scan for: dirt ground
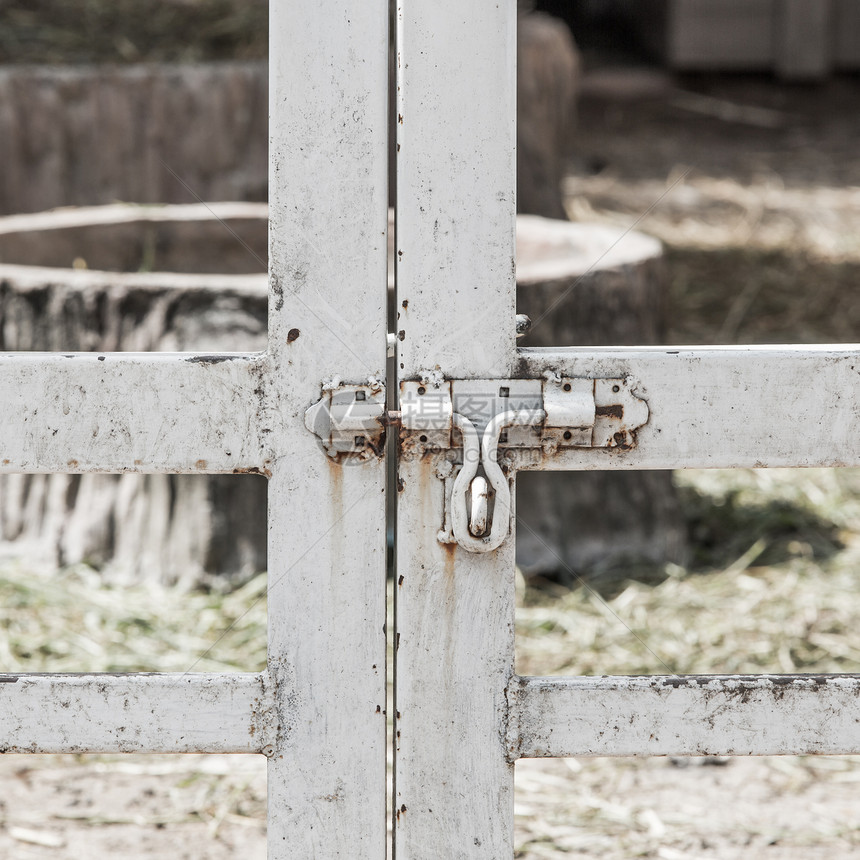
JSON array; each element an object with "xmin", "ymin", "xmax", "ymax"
[
  {"xmin": 2, "ymin": 72, "xmax": 860, "ymax": 858},
  {"xmin": 3, "ymin": 752, "xmax": 859, "ymax": 860}
]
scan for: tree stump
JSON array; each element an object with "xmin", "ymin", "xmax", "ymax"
[
  {"xmin": 0, "ymin": 205, "xmax": 686, "ymax": 588},
  {"xmin": 0, "ymin": 204, "xmax": 268, "ymax": 588},
  {"xmin": 515, "ymin": 216, "xmax": 689, "ymax": 584},
  {"xmin": 517, "ymin": 10, "xmax": 581, "ymax": 219}
]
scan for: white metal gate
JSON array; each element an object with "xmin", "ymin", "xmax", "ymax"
[{"xmin": 2, "ymin": 1, "xmax": 860, "ymax": 858}]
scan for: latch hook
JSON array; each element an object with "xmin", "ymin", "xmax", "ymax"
[{"xmin": 451, "ymin": 407, "xmax": 545, "ymax": 553}]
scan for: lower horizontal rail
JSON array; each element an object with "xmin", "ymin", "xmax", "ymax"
[
  {"xmin": 509, "ymin": 674, "xmax": 860, "ymax": 758},
  {"xmin": 0, "ymin": 673, "xmax": 273, "ymax": 754}
]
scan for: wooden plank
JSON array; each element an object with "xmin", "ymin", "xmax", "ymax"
[
  {"xmin": 518, "ymin": 346, "xmax": 860, "ymax": 471},
  {"xmin": 0, "ymin": 673, "xmax": 270, "ymax": 754},
  {"xmin": 0, "ymin": 353, "xmax": 270, "ymax": 473},
  {"xmin": 775, "ymin": 0, "xmax": 833, "ymax": 80},
  {"xmin": 394, "ymin": 1, "xmax": 517, "ymax": 855},
  {"xmin": 267, "ymin": 0, "xmax": 389, "ymax": 857},
  {"xmin": 510, "ymin": 675, "xmax": 860, "ymax": 758}
]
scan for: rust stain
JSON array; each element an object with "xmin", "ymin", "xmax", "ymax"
[
  {"xmin": 401, "ymin": 299, "xmax": 408, "ymax": 309},
  {"xmin": 596, "ymin": 404, "xmax": 624, "ymax": 420},
  {"xmin": 287, "ymin": 328, "xmax": 300, "ymax": 343},
  {"xmin": 232, "ymin": 465, "xmax": 273, "ymax": 479},
  {"xmin": 661, "ymin": 674, "xmax": 839, "ymax": 690},
  {"xmin": 195, "ymin": 459, "xmax": 207, "ymax": 469},
  {"xmin": 327, "ymin": 454, "xmax": 344, "ymax": 514},
  {"xmin": 612, "ymin": 432, "xmax": 634, "ymax": 450},
  {"xmin": 442, "ymin": 540, "xmax": 456, "ymax": 580},
  {"xmin": 67, "ymin": 459, "xmax": 78, "ymax": 468},
  {"xmin": 2, "ymin": 459, "xmax": 9, "ymax": 465}
]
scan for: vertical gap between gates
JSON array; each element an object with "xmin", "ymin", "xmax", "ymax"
[{"xmin": 387, "ymin": 1, "xmax": 399, "ymax": 854}]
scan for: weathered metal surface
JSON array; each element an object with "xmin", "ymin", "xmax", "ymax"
[
  {"xmin": 304, "ymin": 381, "xmax": 387, "ymax": 459},
  {"xmin": 400, "ymin": 376, "xmax": 648, "ymax": 453},
  {"xmin": 519, "ymin": 346, "xmax": 860, "ymax": 469},
  {"xmin": 509, "ymin": 675, "xmax": 860, "ymax": 758},
  {"xmin": 395, "ymin": 3, "xmax": 516, "ymax": 381},
  {"xmin": 400, "ymin": 374, "xmax": 648, "ymax": 553},
  {"xmin": 267, "ymin": 0, "xmax": 389, "ymax": 856},
  {"xmin": 0, "ymin": 673, "xmax": 272, "ymax": 754},
  {"xmin": 394, "ymin": 0, "xmax": 517, "ymax": 854},
  {"xmin": 0, "ymin": 353, "xmax": 271, "ymax": 474}
]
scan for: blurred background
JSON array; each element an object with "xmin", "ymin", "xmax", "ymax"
[{"xmin": 1, "ymin": 1, "xmax": 860, "ymax": 857}]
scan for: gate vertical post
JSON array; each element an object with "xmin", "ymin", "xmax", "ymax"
[
  {"xmin": 267, "ymin": 1, "xmax": 389, "ymax": 856},
  {"xmin": 394, "ymin": 1, "xmax": 518, "ymax": 855}
]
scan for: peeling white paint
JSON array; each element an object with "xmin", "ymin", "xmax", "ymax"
[
  {"xmin": 0, "ymin": 673, "xmax": 272, "ymax": 754},
  {"xmin": 509, "ymin": 675, "xmax": 860, "ymax": 758},
  {"xmin": 393, "ymin": 1, "xmax": 518, "ymax": 856}
]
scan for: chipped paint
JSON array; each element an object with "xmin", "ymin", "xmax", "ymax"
[
  {"xmin": 0, "ymin": 673, "xmax": 274, "ymax": 754},
  {"xmin": 508, "ymin": 675, "xmax": 860, "ymax": 759}
]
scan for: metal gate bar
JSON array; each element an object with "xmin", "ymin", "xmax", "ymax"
[
  {"xmin": 0, "ymin": 673, "xmax": 269, "ymax": 754},
  {"xmin": 0, "ymin": 353, "xmax": 269, "ymax": 473},
  {"xmin": 510, "ymin": 675, "xmax": 860, "ymax": 758},
  {"xmin": 393, "ymin": 1, "xmax": 518, "ymax": 856},
  {"xmin": 521, "ymin": 346, "xmax": 860, "ymax": 470}
]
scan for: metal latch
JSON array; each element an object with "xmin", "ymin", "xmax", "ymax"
[
  {"xmin": 305, "ymin": 381, "xmax": 386, "ymax": 459},
  {"xmin": 400, "ymin": 374, "xmax": 648, "ymax": 553}
]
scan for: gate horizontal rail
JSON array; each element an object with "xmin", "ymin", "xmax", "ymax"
[
  {"xmin": 0, "ymin": 672, "xmax": 273, "ymax": 754},
  {"xmin": 4, "ymin": 345, "xmax": 859, "ymax": 474},
  {"xmin": 509, "ymin": 674, "xmax": 860, "ymax": 758},
  {"xmin": 0, "ymin": 352, "xmax": 271, "ymax": 472},
  {"xmin": 520, "ymin": 345, "xmax": 860, "ymax": 469}
]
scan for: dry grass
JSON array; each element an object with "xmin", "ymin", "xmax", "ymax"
[
  {"xmin": 0, "ymin": 563, "xmax": 266, "ymax": 673},
  {"xmin": 519, "ymin": 467, "xmax": 860, "ymax": 677}
]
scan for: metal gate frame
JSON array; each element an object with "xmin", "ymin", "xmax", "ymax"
[{"xmin": 1, "ymin": 2, "xmax": 860, "ymax": 858}]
